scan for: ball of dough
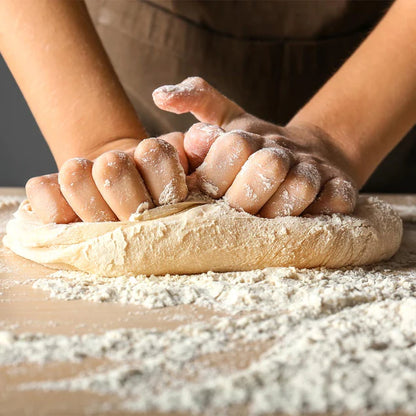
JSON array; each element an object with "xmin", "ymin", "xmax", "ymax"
[{"xmin": 3, "ymin": 196, "xmax": 402, "ymax": 277}]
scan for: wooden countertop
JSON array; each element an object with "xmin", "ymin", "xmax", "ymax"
[{"xmin": 1, "ymin": 189, "xmax": 415, "ymax": 416}]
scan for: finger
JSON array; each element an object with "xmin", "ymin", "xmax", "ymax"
[
  {"xmin": 134, "ymin": 138, "xmax": 188, "ymax": 205},
  {"xmin": 195, "ymin": 131, "xmax": 259, "ymax": 198},
  {"xmin": 224, "ymin": 147, "xmax": 292, "ymax": 214},
  {"xmin": 157, "ymin": 132, "xmax": 189, "ymax": 174},
  {"xmin": 259, "ymin": 163, "xmax": 321, "ymax": 218},
  {"xmin": 184, "ymin": 122, "xmax": 225, "ymax": 170},
  {"xmin": 152, "ymin": 77, "xmax": 245, "ymax": 128},
  {"xmin": 306, "ymin": 177, "xmax": 357, "ymax": 215},
  {"xmin": 59, "ymin": 158, "xmax": 118, "ymax": 222},
  {"xmin": 92, "ymin": 151, "xmax": 154, "ymax": 221},
  {"xmin": 25, "ymin": 173, "xmax": 79, "ymax": 224}
]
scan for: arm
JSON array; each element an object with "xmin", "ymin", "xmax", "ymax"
[
  {"xmin": 289, "ymin": 0, "xmax": 416, "ymax": 188},
  {"xmin": 152, "ymin": 0, "xmax": 416, "ymax": 217},
  {"xmin": 0, "ymin": 0, "xmax": 188, "ymax": 224},
  {"xmin": 0, "ymin": 0, "xmax": 146, "ymax": 167}
]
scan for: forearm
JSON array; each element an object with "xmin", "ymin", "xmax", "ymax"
[
  {"xmin": 289, "ymin": 0, "xmax": 416, "ymax": 187},
  {"xmin": 0, "ymin": 0, "xmax": 146, "ymax": 167}
]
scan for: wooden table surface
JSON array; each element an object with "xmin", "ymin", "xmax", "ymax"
[{"xmin": 0, "ymin": 188, "xmax": 415, "ymax": 416}]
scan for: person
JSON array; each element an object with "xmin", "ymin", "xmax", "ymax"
[{"xmin": 1, "ymin": 0, "xmax": 415, "ymax": 224}]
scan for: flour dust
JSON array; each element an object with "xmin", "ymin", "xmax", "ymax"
[{"xmin": 1, "ymin": 197, "xmax": 416, "ymax": 414}]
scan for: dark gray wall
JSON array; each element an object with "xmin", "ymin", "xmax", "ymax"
[
  {"xmin": 0, "ymin": 55, "xmax": 56, "ymax": 187},
  {"xmin": 1, "ymin": 54, "xmax": 415, "ymax": 192}
]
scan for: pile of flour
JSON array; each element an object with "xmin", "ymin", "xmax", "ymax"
[{"xmin": 1, "ymin": 197, "xmax": 416, "ymax": 414}]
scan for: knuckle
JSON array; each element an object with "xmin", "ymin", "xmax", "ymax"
[
  {"xmin": 187, "ymin": 122, "xmax": 206, "ymax": 134},
  {"xmin": 95, "ymin": 151, "xmax": 132, "ymax": 171},
  {"xmin": 25, "ymin": 176, "xmax": 44, "ymax": 191},
  {"xmin": 226, "ymin": 129, "xmax": 255, "ymax": 140},
  {"xmin": 99, "ymin": 150, "xmax": 129, "ymax": 164},
  {"xmin": 216, "ymin": 131, "xmax": 254, "ymax": 154},
  {"xmin": 292, "ymin": 162, "xmax": 321, "ymax": 190},
  {"xmin": 26, "ymin": 175, "xmax": 59, "ymax": 196},
  {"xmin": 135, "ymin": 138, "xmax": 176, "ymax": 162},
  {"xmin": 326, "ymin": 178, "xmax": 357, "ymax": 214},
  {"xmin": 60, "ymin": 158, "xmax": 91, "ymax": 174},
  {"xmin": 93, "ymin": 151, "xmax": 133, "ymax": 183},
  {"xmin": 262, "ymin": 147, "xmax": 291, "ymax": 163},
  {"xmin": 188, "ymin": 122, "xmax": 223, "ymax": 136},
  {"xmin": 59, "ymin": 158, "xmax": 91, "ymax": 187},
  {"xmin": 184, "ymin": 76, "xmax": 207, "ymax": 90},
  {"xmin": 253, "ymin": 147, "xmax": 292, "ymax": 175},
  {"xmin": 25, "ymin": 175, "xmax": 77, "ymax": 224}
]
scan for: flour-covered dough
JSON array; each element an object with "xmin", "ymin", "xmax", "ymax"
[{"xmin": 3, "ymin": 196, "xmax": 402, "ymax": 277}]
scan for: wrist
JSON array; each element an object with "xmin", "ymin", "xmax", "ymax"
[
  {"xmin": 287, "ymin": 116, "xmax": 370, "ymax": 188},
  {"xmin": 286, "ymin": 118, "xmax": 369, "ymax": 188}
]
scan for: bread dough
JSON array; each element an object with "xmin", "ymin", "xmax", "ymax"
[{"xmin": 3, "ymin": 196, "xmax": 402, "ymax": 277}]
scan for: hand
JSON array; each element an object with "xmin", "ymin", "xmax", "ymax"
[
  {"xmin": 153, "ymin": 77, "xmax": 357, "ymax": 217},
  {"xmin": 26, "ymin": 135, "xmax": 189, "ymax": 224}
]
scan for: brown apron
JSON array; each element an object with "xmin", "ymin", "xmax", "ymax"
[{"xmin": 85, "ymin": 0, "xmax": 416, "ymax": 192}]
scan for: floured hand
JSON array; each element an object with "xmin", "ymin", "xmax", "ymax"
[
  {"xmin": 25, "ymin": 135, "xmax": 188, "ymax": 224},
  {"xmin": 153, "ymin": 77, "xmax": 358, "ymax": 217}
]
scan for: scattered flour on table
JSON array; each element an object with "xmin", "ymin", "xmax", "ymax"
[
  {"xmin": 1, "ymin": 195, "xmax": 416, "ymax": 414},
  {"xmin": 391, "ymin": 203, "xmax": 416, "ymax": 222}
]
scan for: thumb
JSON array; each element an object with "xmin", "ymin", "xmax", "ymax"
[{"xmin": 152, "ymin": 77, "xmax": 245, "ymax": 128}]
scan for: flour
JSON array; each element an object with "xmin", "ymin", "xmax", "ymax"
[
  {"xmin": 390, "ymin": 202, "xmax": 416, "ymax": 222},
  {"xmin": 128, "ymin": 201, "xmax": 151, "ymax": 221},
  {"xmin": 0, "ymin": 198, "xmax": 22, "ymax": 233},
  {"xmin": 33, "ymin": 267, "xmax": 299, "ymax": 311},
  {"xmin": 258, "ymin": 172, "xmax": 275, "ymax": 191},
  {"xmin": 243, "ymin": 184, "xmax": 258, "ymax": 201},
  {"xmin": 198, "ymin": 173, "xmax": 220, "ymax": 197},
  {"xmin": 152, "ymin": 77, "xmax": 204, "ymax": 104},
  {"xmin": 11, "ymin": 269, "xmax": 416, "ymax": 414},
  {"xmin": 1, "ymin": 195, "xmax": 416, "ymax": 414},
  {"xmin": 12, "ymin": 227, "xmax": 416, "ymax": 414},
  {"xmin": 158, "ymin": 177, "xmax": 187, "ymax": 205}
]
